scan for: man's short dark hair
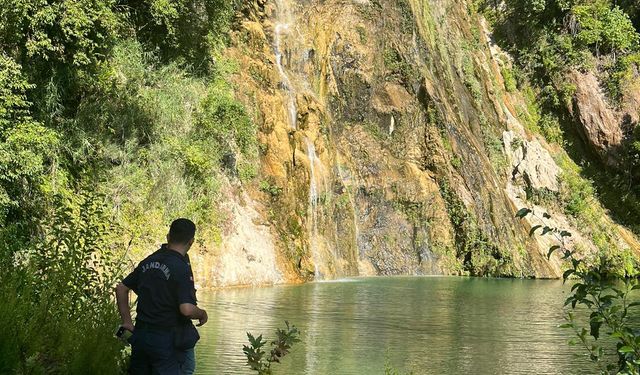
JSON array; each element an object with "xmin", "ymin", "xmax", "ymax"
[{"xmin": 169, "ymin": 218, "xmax": 196, "ymax": 245}]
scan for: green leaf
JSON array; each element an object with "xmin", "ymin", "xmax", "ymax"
[
  {"xmin": 529, "ymin": 225, "xmax": 542, "ymax": 236},
  {"xmin": 563, "ymin": 269, "xmax": 575, "ymax": 280},
  {"xmin": 571, "ymin": 258, "xmax": 581, "ymax": 269},
  {"xmin": 590, "ymin": 321, "xmax": 602, "ymax": 340},
  {"xmin": 547, "ymin": 245, "xmax": 560, "ymax": 259},
  {"xmin": 516, "ymin": 208, "xmax": 532, "ymax": 218},
  {"xmin": 571, "ymin": 283, "xmax": 584, "ymax": 292},
  {"xmin": 619, "ymin": 346, "xmax": 635, "ymax": 354}
]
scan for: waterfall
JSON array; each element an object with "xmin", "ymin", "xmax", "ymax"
[
  {"xmin": 336, "ymin": 163, "xmax": 361, "ymax": 262},
  {"xmin": 306, "ymin": 137, "xmax": 321, "ymax": 279},
  {"xmin": 273, "ymin": 2, "xmax": 298, "ymax": 129},
  {"xmin": 273, "ymin": 0, "xmax": 323, "ymax": 279}
]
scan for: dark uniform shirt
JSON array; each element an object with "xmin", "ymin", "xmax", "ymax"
[{"xmin": 123, "ymin": 244, "xmax": 197, "ymax": 327}]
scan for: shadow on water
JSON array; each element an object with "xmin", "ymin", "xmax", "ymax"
[{"xmin": 195, "ymin": 277, "xmax": 597, "ymax": 375}]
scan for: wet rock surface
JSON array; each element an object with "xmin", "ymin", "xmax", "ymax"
[{"xmin": 191, "ymin": 0, "xmax": 640, "ymax": 286}]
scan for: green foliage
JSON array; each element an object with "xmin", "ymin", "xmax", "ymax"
[
  {"xmin": 0, "ymin": 54, "xmax": 32, "ymax": 127},
  {"xmin": 0, "ymin": 0, "xmax": 252, "ymax": 372},
  {"xmin": 0, "ymin": 121, "xmax": 59, "ymax": 222},
  {"xmin": 0, "ymin": 0, "xmax": 122, "ymax": 121},
  {"xmin": 0, "ymin": 0, "xmax": 120, "ymax": 69},
  {"xmin": 243, "ymin": 322, "xmax": 301, "ymax": 375},
  {"xmin": 356, "ymin": 25, "xmax": 368, "ymax": 44},
  {"xmin": 560, "ymin": 169, "xmax": 596, "ymax": 218},
  {"xmin": 0, "ymin": 54, "xmax": 60, "ymax": 228},
  {"xmin": 538, "ymin": 113, "xmax": 565, "ymax": 144},
  {"xmin": 239, "ymin": 162, "xmax": 258, "ymax": 183},
  {"xmin": 260, "ymin": 179, "xmax": 283, "ymax": 198},
  {"xmin": 574, "ymin": 4, "xmax": 639, "ymax": 55},
  {"xmin": 606, "ymin": 52, "xmax": 640, "ymax": 102},
  {"xmin": 383, "ymin": 47, "xmax": 416, "ymax": 84},
  {"xmin": 490, "ymin": 0, "xmax": 640, "ymax": 103},
  {"xmin": 519, "ymin": 209, "xmax": 640, "ymax": 374},
  {"xmin": 196, "ymin": 82, "xmax": 257, "ymax": 162},
  {"xmin": 501, "ymin": 66, "xmax": 518, "ymax": 92},
  {"xmin": 481, "ymin": 127, "xmax": 508, "ymax": 173},
  {"xmin": 517, "ymin": 85, "xmax": 542, "ymax": 133},
  {"xmin": 462, "ymin": 54, "xmax": 482, "ymax": 101},
  {"xmin": 451, "ymin": 156, "xmax": 462, "ymax": 169},
  {"xmin": 0, "ymin": 192, "xmax": 126, "ymax": 374},
  {"xmin": 516, "ymin": 85, "xmax": 565, "ymax": 144},
  {"xmin": 123, "ymin": 0, "xmax": 237, "ymax": 71},
  {"xmin": 488, "ymin": 0, "xmax": 640, "ymax": 234},
  {"xmin": 439, "ymin": 180, "xmax": 510, "ymax": 276}
]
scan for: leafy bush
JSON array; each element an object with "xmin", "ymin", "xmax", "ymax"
[
  {"xmin": 559, "ymin": 168, "xmax": 596, "ymax": 219},
  {"xmin": 0, "ymin": 192, "xmax": 126, "ymax": 374},
  {"xmin": 243, "ymin": 322, "xmax": 300, "ymax": 375},
  {"xmin": 0, "ymin": 0, "xmax": 119, "ymax": 71},
  {"xmin": 122, "ymin": 0, "xmax": 238, "ymax": 71},
  {"xmin": 0, "ymin": 0, "xmax": 254, "ymax": 372},
  {"xmin": 501, "ymin": 66, "xmax": 518, "ymax": 92},
  {"xmin": 260, "ymin": 180, "xmax": 283, "ymax": 198},
  {"xmin": 606, "ymin": 52, "xmax": 640, "ymax": 102},
  {"xmin": 518, "ymin": 208, "xmax": 640, "ymax": 374},
  {"xmin": 574, "ymin": 4, "xmax": 639, "ymax": 56},
  {"xmin": 462, "ymin": 54, "xmax": 482, "ymax": 101},
  {"xmin": 196, "ymin": 83, "xmax": 257, "ymax": 161}
]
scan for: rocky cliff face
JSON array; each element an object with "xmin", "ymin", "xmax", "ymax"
[{"xmin": 191, "ymin": 0, "xmax": 639, "ymax": 287}]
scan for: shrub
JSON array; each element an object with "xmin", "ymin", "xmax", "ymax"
[
  {"xmin": 260, "ymin": 180, "xmax": 283, "ymax": 198},
  {"xmin": 0, "ymin": 192, "xmax": 126, "ymax": 374},
  {"xmin": 501, "ymin": 67, "xmax": 518, "ymax": 92},
  {"xmin": 574, "ymin": 4, "xmax": 639, "ymax": 56},
  {"xmin": 243, "ymin": 322, "xmax": 300, "ymax": 375},
  {"xmin": 518, "ymin": 208, "xmax": 640, "ymax": 374},
  {"xmin": 122, "ymin": 0, "xmax": 238, "ymax": 71}
]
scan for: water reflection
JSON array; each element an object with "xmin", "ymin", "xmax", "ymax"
[{"xmin": 195, "ymin": 277, "xmax": 596, "ymax": 374}]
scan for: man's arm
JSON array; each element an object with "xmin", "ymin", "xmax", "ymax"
[
  {"xmin": 179, "ymin": 303, "xmax": 208, "ymax": 326},
  {"xmin": 115, "ymin": 282, "xmax": 134, "ymax": 332}
]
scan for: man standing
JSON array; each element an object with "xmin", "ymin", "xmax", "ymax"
[{"xmin": 115, "ymin": 218, "xmax": 208, "ymax": 374}]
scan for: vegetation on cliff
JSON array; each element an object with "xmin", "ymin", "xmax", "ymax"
[
  {"xmin": 0, "ymin": 0, "xmax": 254, "ymax": 372},
  {"xmin": 482, "ymin": 0, "xmax": 640, "ymax": 234}
]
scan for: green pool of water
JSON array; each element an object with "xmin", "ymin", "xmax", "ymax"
[{"xmin": 194, "ymin": 277, "xmax": 597, "ymax": 374}]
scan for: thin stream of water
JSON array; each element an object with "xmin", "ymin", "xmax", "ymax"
[
  {"xmin": 306, "ymin": 137, "xmax": 320, "ymax": 278},
  {"xmin": 272, "ymin": 0, "xmax": 323, "ymax": 279}
]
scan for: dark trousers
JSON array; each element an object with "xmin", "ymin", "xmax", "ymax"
[{"xmin": 128, "ymin": 328, "xmax": 183, "ymax": 375}]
